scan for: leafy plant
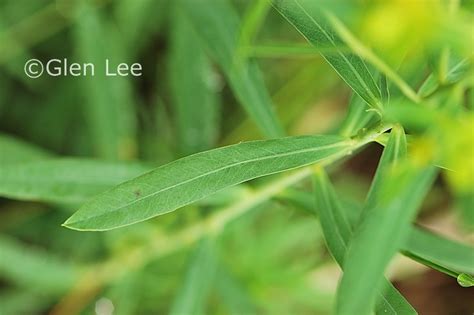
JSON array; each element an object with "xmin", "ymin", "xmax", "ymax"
[{"xmin": 0, "ymin": 0, "xmax": 473, "ymax": 314}]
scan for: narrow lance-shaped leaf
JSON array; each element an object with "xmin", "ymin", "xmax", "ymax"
[
  {"xmin": 114, "ymin": 0, "xmax": 167, "ymax": 60},
  {"xmin": 312, "ymin": 169, "xmax": 417, "ymax": 315},
  {"xmin": 418, "ymin": 59, "xmax": 471, "ymax": 98},
  {"xmin": 64, "ymin": 135, "xmax": 359, "ymax": 231},
  {"xmin": 0, "ymin": 290, "xmax": 50, "ymax": 315},
  {"xmin": 0, "ymin": 236, "xmax": 78, "ymax": 294},
  {"xmin": 170, "ymin": 238, "xmax": 217, "ymax": 315},
  {"xmin": 337, "ymin": 156, "xmax": 437, "ymax": 313},
  {"xmin": 404, "ymin": 227, "xmax": 474, "ymax": 275},
  {"xmin": 238, "ymin": 0, "xmax": 272, "ymax": 52},
  {"xmin": 272, "ymin": 0, "xmax": 383, "ymax": 112},
  {"xmin": 0, "ymin": 159, "xmax": 149, "ymax": 203},
  {"xmin": 362, "ymin": 124, "xmax": 407, "ymax": 218},
  {"xmin": 181, "ymin": 0, "xmax": 284, "ymax": 138},
  {"xmin": 75, "ymin": 3, "xmax": 137, "ymax": 160},
  {"xmin": 169, "ymin": 4, "xmax": 220, "ymax": 155},
  {"xmin": 361, "ymin": 125, "xmax": 474, "ymax": 277},
  {"xmin": 287, "ymin": 185, "xmax": 474, "ymax": 277},
  {"xmin": 106, "ymin": 271, "xmax": 142, "ymax": 315},
  {"xmin": 215, "ymin": 263, "xmax": 257, "ymax": 315},
  {"xmin": 0, "ymin": 133, "xmax": 51, "ymax": 164}
]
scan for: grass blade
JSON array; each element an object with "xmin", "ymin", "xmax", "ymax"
[
  {"xmin": 271, "ymin": 0, "xmax": 382, "ymax": 112},
  {"xmin": 169, "ymin": 5, "xmax": 220, "ymax": 155},
  {"xmin": 0, "ymin": 159, "xmax": 149, "ymax": 203},
  {"xmin": 181, "ymin": 0, "xmax": 284, "ymax": 138},
  {"xmin": 64, "ymin": 135, "xmax": 359, "ymax": 231},
  {"xmin": 312, "ymin": 169, "xmax": 417, "ymax": 315}
]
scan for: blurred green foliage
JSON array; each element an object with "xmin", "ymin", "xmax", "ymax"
[{"xmin": 0, "ymin": 0, "xmax": 473, "ymax": 314}]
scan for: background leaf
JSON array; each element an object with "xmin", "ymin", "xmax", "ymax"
[
  {"xmin": 272, "ymin": 0, "xmax": 383, "ymax": 111},
  {"xmin": 312, "ymin": 169, "xmax": 417, "ymax": 315},
  {"xmin": 0, "ymin": 235, "xmax": 78, "ymax": 294},
  {"xmin": 75, "ymin": 3, "xmax": 137, "ymax": 160},
  {"xmin": 168, "ymin": 4, "xmax": 220, "ymax": 155},
  {"xmin": 181, "ymin": 0, "xmax": 284, "ymax": 138},
  {"xmin": 0, "ymin": 133, "xmax": 51, "ymax": 164},
  {"xmin": 169, "ymin": 238, "xmax": 217, "ymax": 315},
  {"xmin": 0, "ymin": 159, "xmax": 149, "ymax": 203},
  {"xmin": 337, "ymin": 161, "xmax": 437, "ymax": 315}
]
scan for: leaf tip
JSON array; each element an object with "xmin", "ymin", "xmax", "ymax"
[
  {"xmin": 61, "ymin": 219, "xmax": 82, "ymax": 231},
  {"xmin": 61, "ymin": 215, "xmax": 94, "ymax": 232}
]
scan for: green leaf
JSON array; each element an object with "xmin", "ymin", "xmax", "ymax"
[
  {"xmin": 170, "ymin": 238, "xmax": 217, "ymax": 315},
  {"xmin": 338, "ymin": 71, "xmax": 385, "ymax": 137},
  {"xmin": 288, "ymin": 184, "xmax": 474, "ymax": 282},
  {"xmin": 363, "ymin": 125, "xmax": 407, "ymax": 215},
  {"xmin": 312, "ymin": 170, "xmax": 417, "ymax": 315},
  {"xmin": 181, "ymin": 0, "xmax": 284, "ymax": 138},
  {"xmin": 272, "ymin": 0, "xmax": 382, "ymax": 112},
  {"xmin": 214, "ymin": 263, "xmax": 257, "ymax": 315},
  {"xmin": 338, "ymin": 94, "xmax": 376, "ymax": 137},
  {"xmin": 277, "ymin": 188, "xmax": 316, "ymax": 214},
  {"xmin": 64, "ymin": 135, "xmax": 358, "ymax": 231},
  {"xmin": 0, "ymin": 159, "xmax": 149, "ymax": 203},
  {"xmin": 114, "ymin": 0, "xmax": 167, "ymax": 60},
  {"xmin": 106, "ymin": 271, "xmax": 142, "ymax": 315},
  {"xmin": 0, "ymin": 235, "xmax": 78, "ymax": 294},
  {"xmin": 238, "ymin": 0, "xmax": 271, "ymax": 51},
  {"xmin": 405, "ymin": 228, "xmax": 474, "ymax": 275},
  {"xmin": 360, "ymin": 126, "xmax": 472, "ymax": 282},
  {"xmin": 380, "ymin": 74, "xmax": 390, "ymax": 104},
  {"xmin": 75, "ymin": 3, "xmax": 137, "ymax": 160},
  {"xmin": 0, "ymin": 290, "xmax": 50, "ymax": 315},
  {"xmin": 169, "ymin": 4, "xmax": 220, "ymax": 155},
  {"xmin": 418, "ymin": 59, "xmax": 471, "ymax": 98},
  {"xmin": 0, "ymin": 133, "xmax": 51, "ymax": 164},
  {"xmin": 337, "ymin": 162, "xmax": 437, "ymax": 315}
]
